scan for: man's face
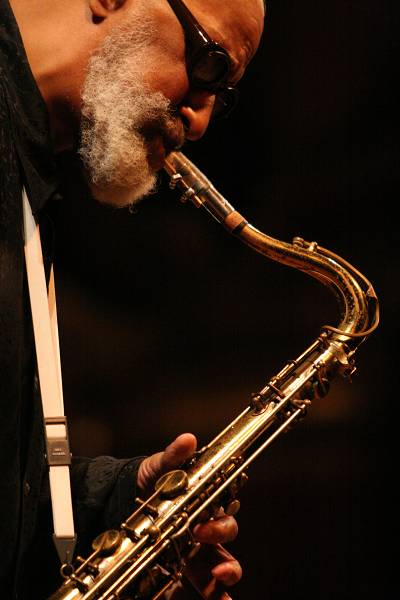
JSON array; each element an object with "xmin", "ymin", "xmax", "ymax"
[
  {"xmin": 79, "ymin": 13, "xmax": 184, "ymax": 207},
  {"xmin": 79, "ymin": 0, "xmax": 264, "ymax": 207}
]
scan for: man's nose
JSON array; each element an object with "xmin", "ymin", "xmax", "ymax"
[{"xmin": 178, "ymin": 90, "xmax": 215, "ymax": 141}]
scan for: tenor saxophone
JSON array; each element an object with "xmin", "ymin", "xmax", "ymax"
[{"xmin": 49, "ymin": 151, "xmax": 379, "ymax": 600}]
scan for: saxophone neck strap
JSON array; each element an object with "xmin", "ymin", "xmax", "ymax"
[{"xmin": 22, "ymin": 188, "xmax": 77, "ymax": 566}]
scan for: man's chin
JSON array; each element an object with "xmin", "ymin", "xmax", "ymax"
[{"xmin": 88, "ymin": 175, "xmax": 158, "ymax": 208}]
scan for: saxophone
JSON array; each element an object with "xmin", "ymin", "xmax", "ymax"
[{"xmin": 49, "ymin": 151, "xmax": 379, "ymax": 600}]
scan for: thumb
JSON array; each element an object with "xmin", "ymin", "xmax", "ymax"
[{"xmin": 137, "ymin": 433, "xmax": 197, "ymax": 495}]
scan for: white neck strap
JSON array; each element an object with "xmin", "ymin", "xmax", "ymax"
[{"xmin": 22, "ymin": 189, "xmax": 76, "ymax": 565}]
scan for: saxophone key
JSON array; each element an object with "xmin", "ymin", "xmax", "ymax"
[
  {"xmin": 155, "ymin": 469, "xmax": 189, "ymax": 499},
  {"xmin": 92, "ymin": 529, "xmax": 123, "ymax": 556}
]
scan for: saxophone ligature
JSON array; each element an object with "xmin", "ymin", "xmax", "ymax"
[{"xmin": 49, "ymin": 151, "xmax": 379, "ymax": 600}]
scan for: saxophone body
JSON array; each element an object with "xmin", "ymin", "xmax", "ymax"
[{"xmin": 49, "ymin": 152, "xmax": 379, "ymax": 600}]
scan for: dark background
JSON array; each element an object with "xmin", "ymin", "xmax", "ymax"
[{"xmin": 53, "ymin": 1, "xmax": 398, "ymax": 598}]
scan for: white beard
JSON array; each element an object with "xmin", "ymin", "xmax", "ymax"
[{"xmin": 79, "ymin": 19, "xmax": 184, "ymax": 207}]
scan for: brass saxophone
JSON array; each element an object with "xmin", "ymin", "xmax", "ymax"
[{"xmin": 49, "ymin": 151, "xmax": 379, "ymax": 600}]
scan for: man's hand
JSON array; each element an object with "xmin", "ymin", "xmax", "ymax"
[{"xmin": 137, "ymin": 434, "xmax": 242, "ymax": 600}]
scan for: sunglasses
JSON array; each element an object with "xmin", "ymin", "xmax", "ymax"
[{"xmin": 166, "ymin": 0, "xmax": 239, "ymax": 119}]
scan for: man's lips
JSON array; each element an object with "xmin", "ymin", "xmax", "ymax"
[
  {"xmin": 146, "ymin": 139, "xmax": 168, "ymax": 171},
  {"xmin": 141, "ymin": 118, "xmax": 185, "ymax": 171},
  {"xmin": 163, "ymin": 117, "xmax": 186, "ymax": 153}
]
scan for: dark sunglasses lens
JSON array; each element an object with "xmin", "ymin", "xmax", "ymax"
[
  {"xmin": 191, "ymin": 50, "xmax": 231, "ymax": 88},
  {"xmin": 212, "ymin": 87, "xmax": 239, "ymax": 119}
]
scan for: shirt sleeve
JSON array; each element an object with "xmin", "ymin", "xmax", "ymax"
[{"xmin": 70, "ymin": 454, "xmax": 146, "ymax": 554}]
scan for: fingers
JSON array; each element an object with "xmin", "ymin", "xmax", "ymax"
[
  {"xmin": 185, "ymin": 514, "xmax": 241, "ymax": 598},
  {"xmin": 137, "ymin": 433, "xmax": 197, "ymax": 494},
  {"xmin": 183, "ymin": 544, "xmax": 242, "ymax": 599},
  {"xmin": 209, "ymin": 545, "xmax": 242, "ymax": 587},
  {"xmin": 165, "ymin": 581, "xmax": 233, "ymax": 600},
  {"xmin": 135, "ymin": 433, "xmax": 243, "ymax": 600},
  {"xmin": 193, "ymin": 515, "xmax": 239, "ymax": 546},
  {"xmin": 159, "ymin": 433, "xmax": 197, "ymax": 472}
]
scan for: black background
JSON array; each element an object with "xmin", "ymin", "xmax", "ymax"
[{"xmin": 53, "ymin": 1, "xmax": 398, "ymax": 598}]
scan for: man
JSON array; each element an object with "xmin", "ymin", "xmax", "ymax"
[{"xmin": 0, "ymin": 0, "xmax": 265, "ymax": 597}]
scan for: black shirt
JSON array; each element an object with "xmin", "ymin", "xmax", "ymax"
[{"xmin": 0, "ymin": 2, "xmax": 142, "ymax": 597}]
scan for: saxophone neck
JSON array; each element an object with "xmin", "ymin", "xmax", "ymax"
[{"xmin": 164, "ymin": 151, "xmax": 379, "ymax": 346}]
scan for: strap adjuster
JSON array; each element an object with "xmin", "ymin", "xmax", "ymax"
[{"xmin": 45, "ymin": 416, "xmax": 71, "ymax": 466}]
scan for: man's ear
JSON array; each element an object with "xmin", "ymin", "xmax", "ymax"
[{"xmin": 89, "ymin": 0, "xmax": 127, "ymax": 21}]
